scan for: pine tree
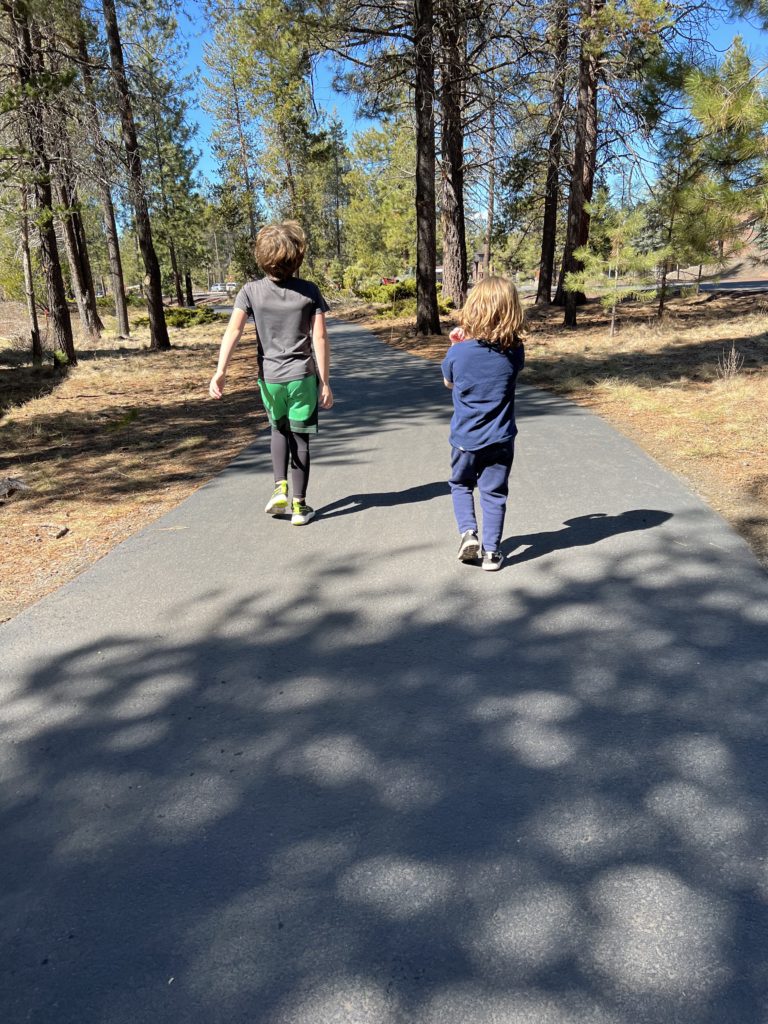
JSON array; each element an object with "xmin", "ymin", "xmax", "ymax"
[
  {"xmin": 566, "ymin": 199, "xmax": 657, "ymax": 335},
  {"xmin": 100, "ymin": 0, "xmax": 169, "ymax": 350}
]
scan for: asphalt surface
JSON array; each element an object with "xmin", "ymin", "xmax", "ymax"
[{"xmin": 2, "ymin": 320, "xmax": 768, "ymax": 1024}]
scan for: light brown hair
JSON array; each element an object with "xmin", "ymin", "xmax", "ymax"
[
  {"xmin": 460, "ymin": 276, "xmax": 525, "ymax": 349},
  {"xmin": 254, "ymin": 220, "xmax": 306, "ymax": 279}
]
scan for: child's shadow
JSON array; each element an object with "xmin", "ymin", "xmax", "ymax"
[
  {"xmin": 318, "ymin": 481, "xmax": 449, "ymax": 519},
  {"xmin": 504, "ymin": 510, "xmax": 673, "ymax": 564}
]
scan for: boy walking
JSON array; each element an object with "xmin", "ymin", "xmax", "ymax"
[
  {"xmin": 209, "ymin": 221, "xmax": 333, "ymax": 525},
  {"xmin": 442, "ymin": 276, "xmax": 525, "ymax": 570}
]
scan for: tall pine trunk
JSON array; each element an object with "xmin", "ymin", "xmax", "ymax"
[
  {"xmin": 56, "ymin": 202, "xmax": 89, "ymax": 336},
  {"xmin": 148, "ymin": 105, "xmax": 184, "ymax": 307},
  {"xmin": 555, "ymin": 0, "xmax": 602, "ymax": 326},
  {"xmin": 414, "ymin": 0, "xmax": 441, "ymax": 335},
  {"xmin": 483, "ymin": 99, "xmax": 496, "ymax": 277},
  {"xmin": 185, "ymin": 271, "xmax": 194, "ymax": 307},
  {"xmin": 101, "ymin": 0, "xmax": 169, "ymax": 350},
  {"xmin": 536, "ymin": 0, "xmax": 568, "ymax": 305},
  {"xmin": 77, "ymin": 24, "xmax": 130, "ymax": 337},
  {"xmin": 100, "ymin": 183, "xmax": 130, "ymax": 337},
  {"xmin": 11, "ymin": 11, "xmax": 76, "ymax": 364},
  {"xmin": 169, "ymin": 241, "xmax": 184, "ymax": 306},
  {"xmin": 231, "ymin": 72, "xmax": 258, "ymax": 239},
  {"xmin": 438, "ymin": 9, "xmax": 468, "ymax": 309},
  {"xmin": 72, "ymin": 197, "xmax": 104, "ymax": 333},
  {"xmin": 20, "ymin": 189, "xmax": 42, "ymax": 365},
  {"xmin": 56, "ymin": 172, "xmax": 103, "ymax": 340}
]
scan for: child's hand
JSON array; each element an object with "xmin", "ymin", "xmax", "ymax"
[
  {"xmin": 319, "ymin": 383, "xmax": 334, "ymax": 409},
  {"xmin": 449, "ymin": 327, "xmax": 465, "ymax": 345},
  {"xmin": 209, "ymin": 370, "xmax": 226, "ymax": 399}
]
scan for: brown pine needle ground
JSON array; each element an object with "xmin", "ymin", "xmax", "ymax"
[{"xmin": 0, "ymin": 313, "xmax": 264, "ymax": 622}]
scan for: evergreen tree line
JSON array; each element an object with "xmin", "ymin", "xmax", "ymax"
[
  {"xmin": 203, "ymin": 0, "xmax": 768, "ymax": 331},
  {"xmin": 2, "ymin": 0, "xmax": 768, "ymax": 368}
]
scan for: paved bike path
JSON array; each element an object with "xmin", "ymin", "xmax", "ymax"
[{"xmin": 1, "ymin": 320, "xmax": 767, "ymax": 1024}]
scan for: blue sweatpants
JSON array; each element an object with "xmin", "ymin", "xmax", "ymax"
[{"xmin": 449, "ymin": 440, "xmax": 515, "ymax": 552}]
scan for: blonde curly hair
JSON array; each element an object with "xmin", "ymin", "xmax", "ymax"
[{"xmin": 460, "ymin": 276, "xmax": 525, "ymax": 350}]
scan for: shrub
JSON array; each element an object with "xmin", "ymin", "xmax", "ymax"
[
  {"xmin": 342, "ymin": 263, "xmax": 370, "ymax": 295},
  {"xmin": 359, "ymin": 277, "xmax": 417, "ymax": 304},
  {"xmin": 133, "ymin": 306, "xmax": 225, "ymax": 330},
  {"xmin": 96, "ymin": 292, "xmax": 145, "ymax": 311},
  {"xmin": 164, "ymin": 306, "xmax": 223, "ymax": 328}
]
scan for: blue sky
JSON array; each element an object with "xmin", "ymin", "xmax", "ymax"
[
  {"xmin": 176, "ymin": 5, "xmax": 371, "ymax": 182},
  {"xmin": 177, "ymin": 6, "xmax": 767, "ymax": 184}
]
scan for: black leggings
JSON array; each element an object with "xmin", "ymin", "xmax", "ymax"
[{"xmin": 271, "ymin": 426, "xmax": 310, "ymax": 498}]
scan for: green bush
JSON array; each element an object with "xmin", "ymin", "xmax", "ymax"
[
  {"xmin": 373, "ymin": 285, "xmax": 451, "ymax": 321},
  {"xmin": 378, "ymin": 297, "xmax": 416, "ymax": 318},
  {"xmin": 164, "ymin": 306, "xmax": 223, "ymax": 328},
  {"xmin": 438, "ymin": 286, "xmax": 455, "ymax": 310},
  {"xmin": 359, "ymin": 277, "xmax": 417, "ymax": 304},
  {"xmin": 133, "ymin": 306, "xmax": 225, "ymax": 330}
]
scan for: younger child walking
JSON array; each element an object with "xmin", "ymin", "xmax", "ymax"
[
  {"xmin": 209, "ymin": 221, "xmax": 333, "ymax": 525},
  {"xmin": 441, "ymin": 276, "xmax": 525, "ymax": 570}
]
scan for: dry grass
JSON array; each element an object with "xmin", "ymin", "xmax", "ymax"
[
  {"xmin": 1, "ymin": 310, "xmax": 264, "ymax": 622},
  {"xmin": 346, "ymin": 292, "xmax": 768, "ymax": 570}
]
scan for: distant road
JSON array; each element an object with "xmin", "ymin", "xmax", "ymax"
[{"xmin": 699, "ymin": 279, "xmax": 768, "ymax": 292}]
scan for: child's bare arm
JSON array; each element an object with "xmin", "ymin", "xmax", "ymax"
[
  {"xmin": 312, "ymin": 312, "xmax": 334, "ymax": 409},
  {"xmin": 443, "ymin": 378, "xmax": 454, "ymax": 389},
  {"xmin": 209, "ymin": 308, "xmax": 248, "ymax": 399}
]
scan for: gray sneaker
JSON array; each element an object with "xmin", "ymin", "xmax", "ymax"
[
  {"xmin": 457, "ymin": 530, "xmax": 480, "ymax": 562},
  {"xmin": 482, "ymin": 550, "xmax": 504, "ymax": 571}
]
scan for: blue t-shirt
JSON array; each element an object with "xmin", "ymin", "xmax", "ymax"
[{"xmin": 441, "ymin": 338, "xmax": 525, "ymax": 451}]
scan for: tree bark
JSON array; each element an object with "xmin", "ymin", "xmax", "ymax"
[
  {"xmin": 147, "ymin": 105, "xmax": 184, "ymax": 307},
  {"xmin": 10, "ymin": 9, "xmax": 76, "ymax": 364},
  {"xmin": 56, "ymin": 174, "xmax": 103, "ymax": 340},
  {"xmin": 555, "ymin": 0, "xmax": 602, "ymax": 325},
  {"xmin": 169, "ymin": 240, "xmax": 184, "ymax": 306},
  {"xmin": 572, "ymin": 69, "xmax": 599, "ymax": 304},
  {"xmin": 231, "ymin": 71, "xmax": 258, "ymax": 239},
  {"xmin": 100, "ymin": 183, "xmax": 130, "ymax": 336},
  {"xmin": 536, "ymin": 0, "xmax": 568, "ymax": 305},
  {"xmin": 55, "ymin": 198, "xmax": 89, "ymax": 336},
  {"xmin": 414, "ymin": 0, "xmax": 441, "ymax": 335},
  {"xmin": 483, "ymin": 97, "xmax": 496, "ymax": 278},
  {"xmin": 185, "ymin": 270, "xmax": 195, "ymax": 306},
  {"xmin": 76, "ymin": 24, "xmax": 130, "ymax": 337},
  {"xmin": 101, "ymin": 0, "xmax": 169, "ymax": 350},
  {"xmin": 20, "ymin": 189, "xmax": 42, "ymax": 365},
  {"xmin": 72, "ymin": 199, "xmax": 104, "ymax": 333},
  {"xmin": 438, "ymin": 8, "xmax": 468, "ymax": 308}
]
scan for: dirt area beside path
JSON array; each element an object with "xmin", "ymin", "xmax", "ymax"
[
  {"xmin": 0, "ymin": 314, "xmax": 264, "ymax": 623},
  {"xmin": 342, "ymin": 291, "xmax": 768, "ymax": 571}
]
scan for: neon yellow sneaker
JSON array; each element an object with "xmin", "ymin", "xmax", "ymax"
[
  {"xmin": 291, "ymin": 499, "xmax": 315, "ymax": 525},
  {"xmin": 265, "ymin": 480, "xmax": 289, "ymax": 515}
]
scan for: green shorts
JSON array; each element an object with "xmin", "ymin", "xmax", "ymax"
[{"xmin": 259, "ymin": 375, "xmax": 318, "ymax": 434}]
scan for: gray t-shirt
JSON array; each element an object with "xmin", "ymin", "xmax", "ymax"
[{"xmin": 234, "ymin": 276, "xmax": 329, "ymax": 383}]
